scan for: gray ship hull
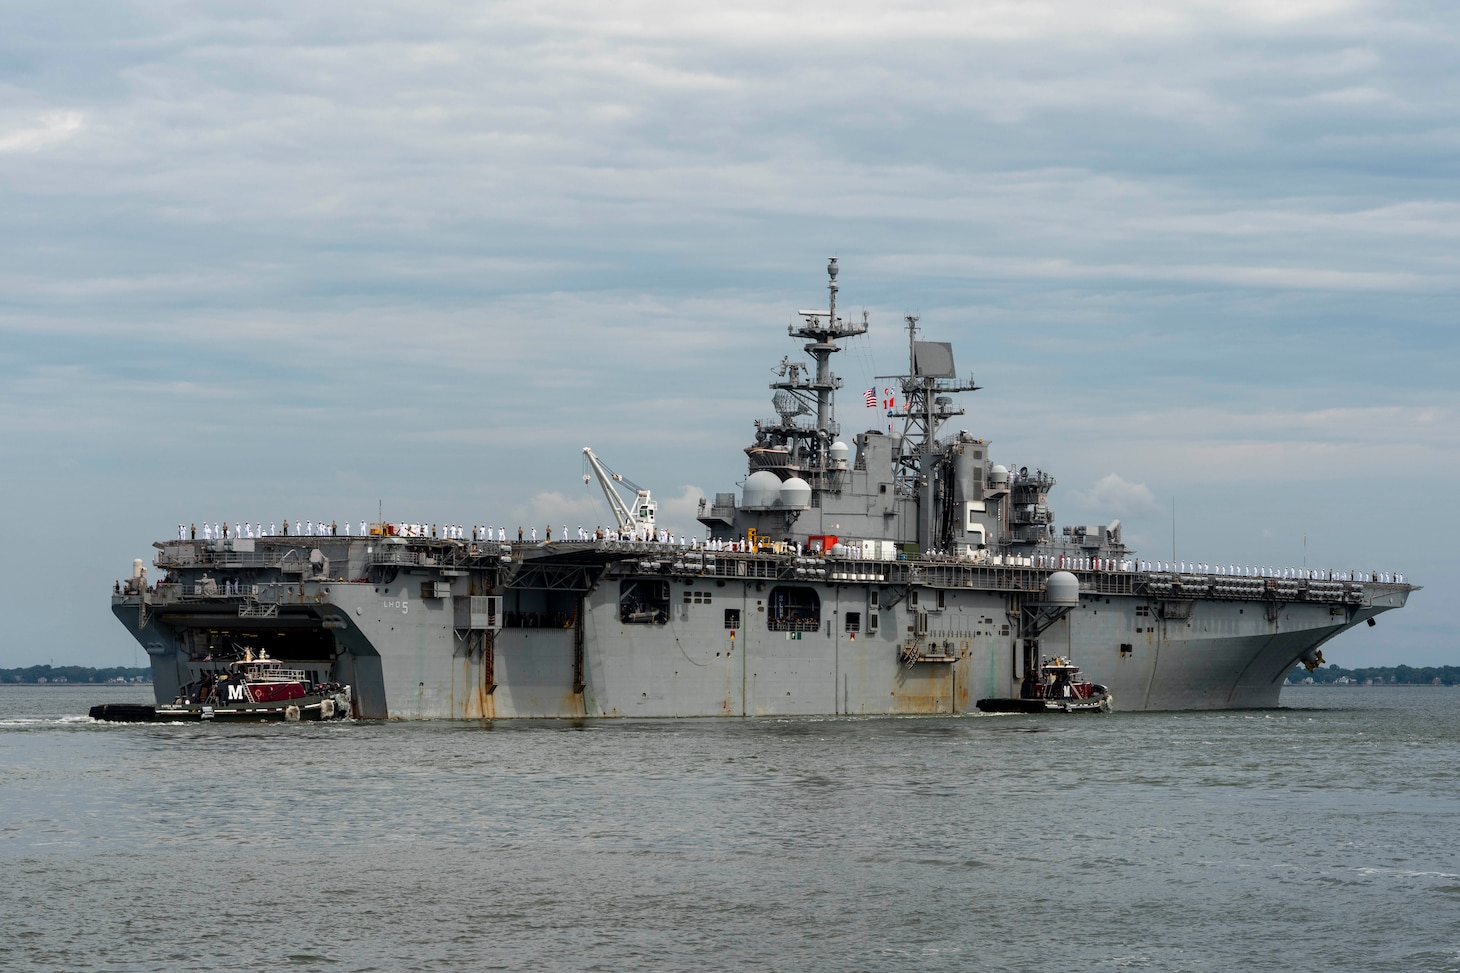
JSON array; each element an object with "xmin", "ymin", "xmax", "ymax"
[
  {"xmin": 111, "ymin": 263, "xmax": 1415, "ymax": 717},
  {"xmin": 112, "ymin": 537, "xmax": 1412, "ymax": 718}
]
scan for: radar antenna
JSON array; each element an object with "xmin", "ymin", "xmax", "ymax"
[
  {"xmin": 879, "ymin": 314, "xmax": 982, "ymax": 499},
  {"xmin": 754, "ymin": 257, "xmax": 867, "ymax": 493}
]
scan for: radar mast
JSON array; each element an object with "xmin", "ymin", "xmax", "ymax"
[
  {"xmin": 882, "ymin": 314, "xmax": 981, "ymax": 496},
  {"xmin": 747, "ymin": 257, "xmax": 867, "ymax": 496}
]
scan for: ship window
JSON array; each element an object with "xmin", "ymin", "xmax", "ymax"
[
  {"xmin": 620, "ymin": 579, "xmax": 670, "ymax": 624},
  {"xmin": 683, "ymin": 590, "xmax": 712, "ymax": 604},
  {"xmin": 845, "ymin": 611, "xmax": 861, "ymax": 632},
  {"xmin": 724, "ymin": 608, "xmax": 740, "ymax": 629},
  {"xmin": 868, "ymin": 613, "xmax": 879, "ymax": 634},
  {"xmin": 766, "ymin": 586, "xmax": 820, "ymax": 632},
  {"xmin": 910, "ymin": 591, "xmax": 919, "ymax": 607},
  {"xmin": 879, "ymin": 484, "xmax": 887, "ymax": 494},
  {"xmin": 936, "ymin": 590, "xmax": 945, "ymax": 609},
  {"xmin": 869, "ymin": 590, "xmax": 879, "ymax": 609}
]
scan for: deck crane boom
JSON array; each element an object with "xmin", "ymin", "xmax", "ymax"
[{"xmin": 582, "ymin": 447, "xmax": 657, "ymax": 534}]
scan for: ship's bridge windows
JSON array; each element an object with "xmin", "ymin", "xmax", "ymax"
[
  {"xmin": 620, "ymin": 579, "xmax": 670, "ymax": 624},
  {"xmin": 767, "ymin": 586, "xmax": 820, "ymax": 632}
]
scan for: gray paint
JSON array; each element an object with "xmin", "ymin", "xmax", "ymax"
[{"xmin": 110, "ymin": 264, "xmax": 1415, "ymax": 718}]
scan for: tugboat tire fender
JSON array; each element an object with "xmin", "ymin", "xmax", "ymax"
[{"xmin": 284, "ymin": 705, "xmax": 302, "ymax": 722}]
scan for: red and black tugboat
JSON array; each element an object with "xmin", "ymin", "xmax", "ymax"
[
  {"xmin": 91, "ymin": 648, "xmax": 352, "ymax": 722},
  {"xmin": 976, "ymin": 657, "xmax": 1114, "ymax": 714}
]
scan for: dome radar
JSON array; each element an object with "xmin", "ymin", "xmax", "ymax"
[
  {"xmin": 742, "ymin": 470, "xmax": 783, "ymax": 508},
  {"xmin": 1045, "ymin": 571, "xmax": 1081, "ymax": 606},
  {"xmin": 780, "ymin": 477, "xmax": 812, "ymax": 508}
]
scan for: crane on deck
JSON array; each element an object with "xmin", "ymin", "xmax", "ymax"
[{"xmin": 582, "ymin": 447, "xmax": 658, "ymax": 534}]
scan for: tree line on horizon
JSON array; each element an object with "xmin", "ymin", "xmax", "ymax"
[
  {"xmin": 0, "ymin": 665, "xmax": 152, "ymax": 684},
  {"xmin": 1289, "ymin": 663, "xmax": 1460, "ymax": 686}
]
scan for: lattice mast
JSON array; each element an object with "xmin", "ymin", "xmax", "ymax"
[
  {"xmin": 882, "ymin": 313, "xmax": 982, "ymax": 542},
  {"xmin": 755, "ymin": 257, "xmax": 868, "ymax": 494}
]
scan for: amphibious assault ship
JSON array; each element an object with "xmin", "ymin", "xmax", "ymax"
[{"xmin": 111, "ymin": 261, "xmax": 1415, "ymax": 718}]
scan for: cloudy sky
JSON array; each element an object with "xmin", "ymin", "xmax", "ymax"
[{"xmin": 2, "ymin": 0, "xmax": 1455, "ymax": 669}]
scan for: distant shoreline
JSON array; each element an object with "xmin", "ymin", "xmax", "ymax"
[
  {"xmin": 1284, "ymin": 663, "xmax": 1459, "ymax": 687},
  {"xmin": 1, "ymin": 666, "xmax": 151, "ymax": 685},
  {"xmin": 1285, "ymin": 682, "xmax": 1456, "ymax": 688}
]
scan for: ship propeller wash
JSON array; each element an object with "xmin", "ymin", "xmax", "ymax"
[{"xmin": 112, "ymin": 260, "xmax": 1416, "ymax": 718}]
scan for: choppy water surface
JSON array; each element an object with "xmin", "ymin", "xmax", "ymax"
[{"xmin": 2, "ymin": 685, "xmax": 1458, "ymax": 972}]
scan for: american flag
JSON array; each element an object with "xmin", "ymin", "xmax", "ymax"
[{"xmin": 863, "ymin": 387, "xmax": 877, "ymax": 408}]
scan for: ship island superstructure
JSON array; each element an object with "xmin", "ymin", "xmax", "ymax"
[{"xmin": 112, "ymin": 260, "xmax": 1415, "ymax": 718}]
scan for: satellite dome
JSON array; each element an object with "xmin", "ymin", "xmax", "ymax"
[
  {"xmin": 829, "ymin": 441, "xmax": 850, "ymax": 466},
  {"xmin": 780, "ymin": 476, "xmax": 812, "ymax": 508},
  {"xmin": 1045, "ymin": 571, "xmax": 1080, "ymax": 606},
  {"xmin": 989, "ymin": 464, "xmax": 1009, "ymax": 487},
  {"xmin": 743, "ymin": 470, "xmax": 783, "ymax": 508}
]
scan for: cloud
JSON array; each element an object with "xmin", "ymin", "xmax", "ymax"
[
  {"xmin": 657, "ymin": 485, "xmax": 709, "ymax": 536},
  {"xmin": 515, "ymin": 491, "xmax": 605, "ymax": 531},
  {"xmin": 0, "ymin": 112, "xmax": 84, "ymax": 153},
  {"xmin": 0, "ymin": 0, "xmax": 1456, "ymax": 668},
  {"xmin": 497, "ymin": 0, "xmax": 1360, "ymax": 44},
  {"xmin": 515, "ymin": 484, "xmax": 705, "ymax": 537},
  {"xmin": 1068, "ymin": 474, "xmax": 1160, "ymax": 519}
]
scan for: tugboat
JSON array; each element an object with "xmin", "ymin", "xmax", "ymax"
[
  {"xmin": 976, "ymin": 658, "xmax": 1114, "ymax": 714},
  {"xmin": 90, "ymin": 648, "xmax": 352, "ymax": 722}
]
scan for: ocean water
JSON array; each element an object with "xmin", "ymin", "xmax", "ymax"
[{"xmin": 2, "ymin": 685, "xmax": 1458, "ymax": 973}]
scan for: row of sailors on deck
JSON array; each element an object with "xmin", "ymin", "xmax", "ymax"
[
  {"xmin": 181, "ymin": 521, "xmax": 369, "ymax": 540},
  {"xmin": 1033, "ymin": 553, "xmax": 1403, "ymax": 583},
  {"xmin": 178, "ymin": 519, "xmax": 700, "ymax": 546},
  {"xmin": 170, "ymin": 519, "xmax": 1406, "ymax": 583},
  {"xmin": 459, "ymin": 524, "xmax": 761, "ymax": 552}
]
